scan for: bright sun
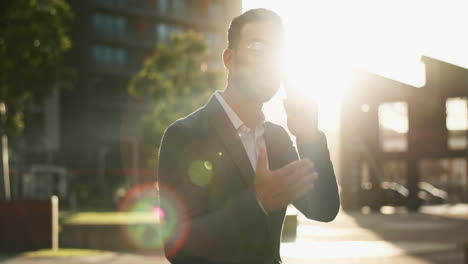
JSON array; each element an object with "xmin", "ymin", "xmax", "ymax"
[
  {"xmin": 243, "ymin": 0, "xmax": 468, "ymax": 171},
  {"xmin": 244, "ymin": 0, "xmax": 468, "ymax": 131}
]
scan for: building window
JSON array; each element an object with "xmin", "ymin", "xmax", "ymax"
[
  {"xmin": 96, "ymin": 0, "xmax": 126, "ymax": 8},
  {"xmin": 156, "ymin": 0, "xmax": 168, "ymax": 14},
  {"xmin": 156, "ymin": 23, "xmax": 184, "ymax": 42},
  {"xmin": 128, "ymin": 0, "xmax": 157, "ymax": 10},
  {"xmin": 378, "ymin": 102, "xmax": 408, "ymax": 152},
  {"xmin": 156, "ymin": 23, "xmax": 170, "ymax": 42},
  {"xmin": 92, "ymin": 45, "xmax": 127, "ymax": 67},
  {"xmin": 172, "ymin": 0, "xmax": 186, "ymax": 17},
  {"xmin": 383, "ymin": 160, "xmax": 407, "ymax": 185},
  {"xmin": 209, "ymin": 1, "xmax": 223, "ymax": 19},
  {"xmin": 446, "ymin": 97, "xmax": 468, "ymax": 150},
  {"xmin": 92, "ymin": 13, "xmax": 126, "ymax": 39}
]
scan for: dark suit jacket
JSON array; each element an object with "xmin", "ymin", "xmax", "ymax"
[{"xmin": 158, "ymin": 94, "xmax": 340, "ymax": 264}]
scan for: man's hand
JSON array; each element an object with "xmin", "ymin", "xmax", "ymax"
[
  {"xmin": 255, "ymin": 146, "xmax": 318, "ymax": 213},
  {"xmin": 283, "ymin": 96, "xmax": 320, "ymax": 141}
]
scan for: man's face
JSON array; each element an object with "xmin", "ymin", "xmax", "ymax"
[{"xmin": 225, "ymin": 22, "xmax": 285, "ymax": 103}]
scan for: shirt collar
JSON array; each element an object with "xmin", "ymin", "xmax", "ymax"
[{"xmin": 214, "ymin": 91, "xmax": 265, "ymax": 131}]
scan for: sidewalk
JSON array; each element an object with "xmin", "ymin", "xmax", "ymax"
[
  {"xmin": 1, "ymin": 251, "xmax": 464, "ymax": 264},
  {"xmin": 0, "ymin": 253, "xmax": 169, "ymax": 264},
  {"xmin": 282, "ymin": 204, "xmax": 468, "ymax": 263},
  {"xmin": 421, "ymin": 203, "xmax": 468, "ymax": 220},
  {"xmin": 1, "ymin": 204, "xmax": 468, "ymax": 264}
]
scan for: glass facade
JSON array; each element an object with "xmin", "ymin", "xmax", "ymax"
[
  {"xmin": 156, "ymin": 0, "xmax": 169, "ymax": 14},
  {"xmin": 96, "ymin": 0, "xmax": 126, "ymax": 8},
  {"xmin": 156, "ymin": 23, "xmax": 184, "ymax": 42},
  {"xmin": 378, "ymin": 102, "xmax": 408, "ymax": 152},
  {"xmin": 93, "ymin": 13, "xmax": 126, "ymax": 39},
  {"xmin": 156, "ymin": 23, "xmax": 170, "ymax": 42},
  {"xmin": 446, "ymin": 97, "xmax": 468, "ymax": 150},
  {"xmin": 172, "ymin": 0, "xmax": 186, "ymax": 17},
  {"xmin": 92, "ymin": 45, "xmax": 127, "ymax": 67},
  {"xmin": 96, "ymin": 0, "xmax": 169, "ymax": 13}
]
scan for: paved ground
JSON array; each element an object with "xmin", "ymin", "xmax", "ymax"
[
  {"xmin": 2, "ymin": 204, "xmax": 468, "ymax": 264},
  {"xmin": 281, "ymin": 204, "xmax": 468, "ymax": 263}
]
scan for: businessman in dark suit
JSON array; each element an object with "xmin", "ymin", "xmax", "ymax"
[{"xmin": 158, "ymin": 8, "xmax": 340, "ymax": 264}]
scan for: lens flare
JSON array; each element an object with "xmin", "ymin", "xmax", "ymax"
[
  {"xmin": 188, "ymin": 160, "xmax": 213, "ymax": 187},
  {"xmin": 153, "ymin": 206, "xmax": 165, "ymax": 220},
  {"xmin": 118, "ymin": 182, "xmax": 189, "ymax": 255}
]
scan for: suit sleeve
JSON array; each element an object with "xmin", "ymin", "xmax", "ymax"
[
  {"xmin": 158, "ymin": 122, "xmax": 269, "ymax": 262},
  {"xmin": 281, "ymin": 129, "xmax": 340, "ymax": 222}
]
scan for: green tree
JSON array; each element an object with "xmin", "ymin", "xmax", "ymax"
[
  {"xmin": 128, "ymin": 32, "xmax": 224, "ymax": 167},
  {"xmin": 0, "ymin": 0, "xmax": 75, "ymax": 135}
]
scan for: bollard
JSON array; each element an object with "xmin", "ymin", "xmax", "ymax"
[{"xmin": 51, "ymin": 195, "xmax": 59, "ymax": 251}]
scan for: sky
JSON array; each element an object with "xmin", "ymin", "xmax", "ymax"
[
  {"xmin": 242, "ymin": 0, "xmax": 468, "ymax": 122},
  {"xmin": 242, "ymin": 0, "xmax": 468, "ymax": 173},
  {"xmin": 242, "ymin": 1, "xmax": 468, "ymax": 79}
]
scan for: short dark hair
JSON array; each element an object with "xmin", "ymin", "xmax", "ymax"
[{"xmin": 227, "ymin": 8, "xmax": 283, "ymax": 49}]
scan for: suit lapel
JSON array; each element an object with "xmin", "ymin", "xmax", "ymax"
[{"xmin": 206, "ymin": 95, "xmax": 256, "ymax": 186}]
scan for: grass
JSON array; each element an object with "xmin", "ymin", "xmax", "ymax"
[{"xmin": 60, "ymin": 211, "xmax": 160, "ymax": 224}]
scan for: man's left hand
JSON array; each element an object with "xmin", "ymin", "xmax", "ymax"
[{"xmin": 283, "ymin": 96, "xmax": 320, "ymax": 141}]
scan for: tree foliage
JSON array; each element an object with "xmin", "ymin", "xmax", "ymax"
[
  {"xmin": 128, "ymin": 32, "xmax": 225, "ymax": 165},
  {"xmin": 0, "ymin": 0, "xmax": 75, "ymax": 135}
]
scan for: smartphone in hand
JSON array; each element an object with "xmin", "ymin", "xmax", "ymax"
[
  {"xmin": 282, "ymin": 74, "xmax": 299, "ymax": 118},
  {"xmin": 282, "ymin": 74, "xmax": 319, "ymax": 135}
]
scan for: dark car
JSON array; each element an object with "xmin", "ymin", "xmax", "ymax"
[
  {"xmin": 380, "ymin": 181, "xmax": 409, "ymax": 206},
  {"xmin": 360, "ymin": 181, "xmax": 449, "ymax": 211}
]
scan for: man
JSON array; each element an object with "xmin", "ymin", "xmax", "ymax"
[{"xmin": 158, "ymin": 8, "xmax": 340, "ymax": 264}]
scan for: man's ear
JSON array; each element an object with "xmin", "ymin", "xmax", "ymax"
[{"xmin": 223, "ymin": 49, "xmax": 233, "ymax": 70}]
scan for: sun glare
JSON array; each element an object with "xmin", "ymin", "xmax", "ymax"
[
  {"xmin": 243, "ymin": 0, "xmax": 468, "ymax": 177},
  {"xmin": 244, "ymin": 0, "xmax": 468, "ymax": 131}
]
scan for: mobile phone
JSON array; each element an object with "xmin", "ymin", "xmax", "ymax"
[{"xmin": 282, "ymin": 74, "xmax": 298, "ymax": 117}]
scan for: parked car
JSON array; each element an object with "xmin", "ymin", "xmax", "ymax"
[
  {"xmin": 417, "ymin": 181, "xmax": 448, "ymax": 205},
  {"xmin": 359, "ymin": 182, "xmax": 386, "ymax": 211},
  {"xmin": 380, "ymin": 181, "xmax": 409, "ymax": 206},
  {"xmin": 360, "ymin": 180, "xmax": 450, "ymax": 211}
]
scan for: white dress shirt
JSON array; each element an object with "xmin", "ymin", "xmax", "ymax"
[{"xmin": 214, "ymin": 91, "xmax": 269, "ymax": 214}]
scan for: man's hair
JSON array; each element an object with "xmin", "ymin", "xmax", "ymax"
[{"xmin": 227, "ymin": 8, "xmax": 283, "ymax": 50}]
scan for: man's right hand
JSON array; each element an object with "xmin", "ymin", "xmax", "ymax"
[{"xmin": 255, "ymin": 146, "xmax": 318, "ymax": 213}]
